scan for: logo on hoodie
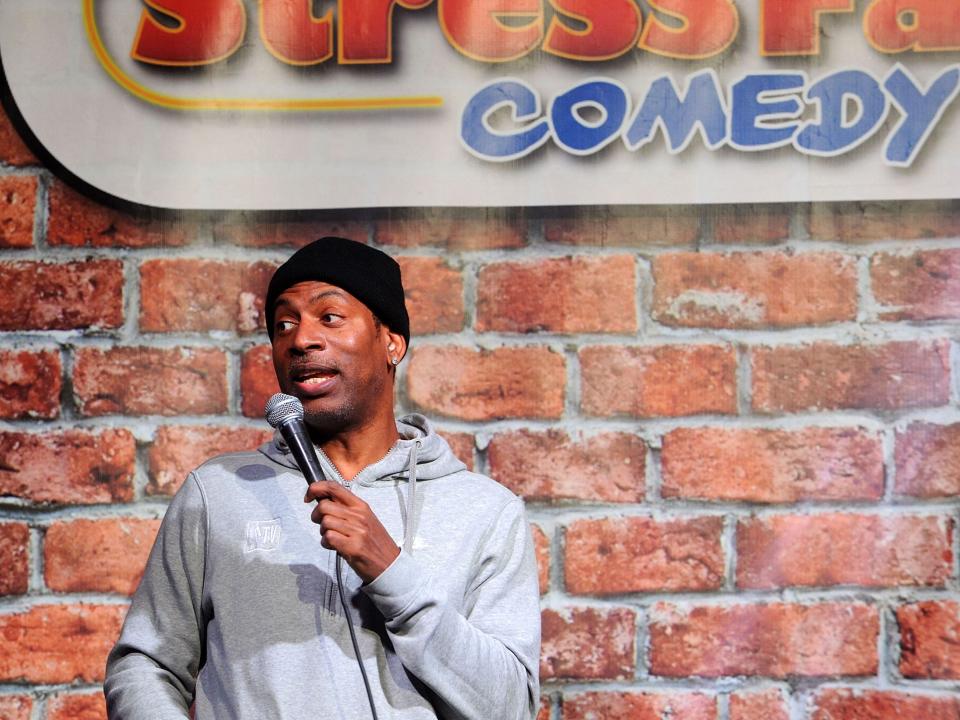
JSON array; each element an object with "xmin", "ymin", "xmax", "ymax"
[{"xmin": 244, "ymin": 519, "xmax": 282, "ymax": 553}]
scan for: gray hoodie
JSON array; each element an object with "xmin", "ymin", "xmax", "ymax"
[{"xmin": 104, "ymin": 415, "xmax": 541, "ymax": 719}]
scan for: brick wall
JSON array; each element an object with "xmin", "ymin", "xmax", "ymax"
[{"xmin": 1, "ymin": 105, "xmax": 959, "ymax": 720}]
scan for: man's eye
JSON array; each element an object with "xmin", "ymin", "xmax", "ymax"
[
  {"xmin": 275, "ymin": 320, "xmax": 296, "ymax": 333},
  {"xmin": 321, "ymin": 313, "xmax": 342, "ymax": 323}
]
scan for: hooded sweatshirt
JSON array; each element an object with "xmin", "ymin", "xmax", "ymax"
[{"xmin": 104, "ymin": 415, "xmax": 541, "ymax": 720}]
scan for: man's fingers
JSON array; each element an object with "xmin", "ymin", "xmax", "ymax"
[
  {"xmin": 311, "ymin": 499, "xmax": 362, "ymax": 525},
  {"xmin": 319, "ymin": 528, "xmax": 348, "ymax": 551},
  {"xmin": 319, "ymin": 514, "xmax": 349, "ymax": 536},
  {"xmin": 314, "ymin": 498, "xmax": 339, "ymax": 517},
  {"xmin": 302, "ymin": 480, "xmax": 397, "ymax": 581},
  {"xmin": 303, "ymin": 480, "xmax": 341, "ymax": 502},
  {"xmin": 304, "ymin": 480, "xmax": 357, "ymax": 505}
]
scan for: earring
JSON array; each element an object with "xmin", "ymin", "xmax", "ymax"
[{"xmin": 391, "ymin": 358, "xmax": 399, "ymax": 366}]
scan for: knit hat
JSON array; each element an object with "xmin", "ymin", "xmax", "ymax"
[{"xmin": 265, "ymin": 237, "xmax": 409, "ymax": 344}]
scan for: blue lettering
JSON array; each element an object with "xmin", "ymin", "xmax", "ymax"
[
  {"xmin": 729, "ymin": 73, "xmax": 805, "ymax": 150},
  {"xmin": 459, "ymin": 68, "xmax": 955, "ymax": 167},
  {"xmin": 795, "ymin": 70, "xmax": 888, "ymax": 156},
  {"xmin": 460, "ymin": 79, "xmax": 550, "ymax": 162},
  {"xmin": 550, "ymin": 80, "xmax": 630, "ymax": 155},
  {"xmin": 624, "ymin": 70, "xmax": 727, "ymax": 152},
  {"xmin": 884, "ymin": 64, "xmax": 960, "ymax": 167}
]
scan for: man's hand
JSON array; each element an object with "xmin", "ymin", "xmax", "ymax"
[{"xmin": 304, "ymin": 481, "xmax": 400, "ymax": 583}]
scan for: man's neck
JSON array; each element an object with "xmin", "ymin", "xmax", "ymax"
[{"xmin": 313, "ymin": 416, "xmax": 400, "ymax": 482}]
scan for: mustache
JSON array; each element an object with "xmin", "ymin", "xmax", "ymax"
[{"xmin": 287, "ymin": 358, "xmax": 341, "ymax": 379}]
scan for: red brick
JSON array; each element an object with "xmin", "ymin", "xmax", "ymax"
[
  {"xmin": 808, "ymin": 200, "xmax": 960, "ymax": 243},
  {"xmin": 437, "ymin": 431, "xmax": 474, "ymax": 471},
  {"xmin": 653, "ymin": 252, "xmax": 856, "ymax": 328},
  {"xmin": 737, "ymin": 513, "xmax": 953, "ymax": 589},
  {"xmin": 0, "ymin": 696, "xmax": 32, "ymax": 720},
  {"xmin": 872, "ymin": 250, "xmax": 960, "ymax": 320},
  {"xmin": 407, "ymin": 346, "xmax": 565, "ymax": 421},
  {"xmin": 649, "ymin": 602, "xmax": 878, "ymax": 678},
  {"xmin": 488, "ymin": 430, "xmax": 645, "ymax": 504},
  {"xmin": 532, "ymin": 525, "xmax": 550, "ymax": 595},
  {"xmin": 0, "ymin": 348, "xmax": 61, "ymax": 420},
  {"xmin": 0, "ymin": 176, "xmax": 36, "ymax": 248},
  {"xmin": 47, "ymin": 693, "xmax": 108, "ymax": 720},
  {"xmin": 580, "ymin": 345, "xmax": 736, "ymax": 418},
  {"xmin": 375, "ymin": 214, "xmax": 526, "ymax": 250},
  {"xmin": 0, "ymin": 429, "xmax": 135, "ymax": 504},
  {"xmin": 148, "ymin": 425, "xmax": 274, "ymax": 496},
  {"xmin": 711, "ymin": 204, "xmax": 791, "ymax": 245},
  {"xmin": 477, "ymin": 256, "xmax": 636, "ymax": 334},
  {"xmin": 0, "ymin": 260, "xmax": 123, "ymax": 330},
  {"xmin": 662, "ymin": 427, "xmax": 883, "ymax": 503},
  {"xmin": 562, "ymin": 692, "xmax": 716, "ymax": 720},
  {"xmin": 752, "ymin": 341, "xmax": 951, "ymax": 413},
  {"xmin": 74, "ymin": 347, "xmax": 228, "ymax": 416},
  {"xmin": 241, "ymin": 344, "xmax": 280, "ymax": 419},
  {"xmin": 0, "ymin": 108, "xmax": 36, "ymax": 166},
  {"xmin": 729, "ymin": 689, "xmax": 789, "ymax": 720},
  {"xmin": 0, "ymin": 523, "xmax": 28, "ymax": 596},
  {"xmin": 212, "ymin": 218, "xmax": 367, "ymax": 247},
  {"xmin": 0, "ymin": 604, "xmax": 126, "ymax": 683},
  {"xmin": 397, "ymin": 256, "xmax": 464, "ymax": 335},
  {"xmin": 537, "ymin": 696, "xmax": 550, "ymax": 720},
  {"xmin": 811, "ymin": 689, "xmax": 960, "ymax": 720},
  {"xmin": 540, "ymin": 607, "xmax": 635, "ymax": 680},
  {"xmin": 564, "ymin": 516, "xmax": 724, "ymax": 595},
  {"xmin": 899, "ymin": 601, "xmax": 960, "ymax": 680},
  {"xmin": 140, "ymin": 259, "xmax": 276, "ymax": 333},
  {"xmin": 896, "ymin": 423, "xmax": 960, "ymax": 498},
  {"xmin": 544, "ymin": 207, "xmax": 699, "ymax": 247},
  {"xmin": 47, "ymin": 181, "xmax": 190, "ymax": 247},
  {"xmin": 45, "ymin": 518, "xmax": 161, "ymax": 595}
]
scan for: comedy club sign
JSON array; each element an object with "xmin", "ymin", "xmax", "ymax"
[{"xmin": 1, "ymin": 1, "xmax": 959, "ymax": 210}]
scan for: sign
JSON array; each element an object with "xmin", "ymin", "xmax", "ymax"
[{"xmin": 1, "ymin": 0, "xmax": 959, "ymax": 210}]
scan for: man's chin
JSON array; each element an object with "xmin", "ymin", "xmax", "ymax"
[{"xmin": 302, "ymin": 401, "xmax": 355, "ymax": 436}]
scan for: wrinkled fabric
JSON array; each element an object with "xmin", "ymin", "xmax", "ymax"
[{"xmin": 105, "ymin": 415, "xmax": 540, "ymax": 720}]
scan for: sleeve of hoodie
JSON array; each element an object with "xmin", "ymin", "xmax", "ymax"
[
  {"xmin": 103, "ymin": 474, "xmax": 208, "ymax": 720},
  {"xmin": 362, "ymin": 494, "xmax": 541, "ymax": 720}
]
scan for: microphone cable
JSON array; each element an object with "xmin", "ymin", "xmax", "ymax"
[{"xmin": 336, "ymin": 553, "xmax": 379, "ymax": 720}]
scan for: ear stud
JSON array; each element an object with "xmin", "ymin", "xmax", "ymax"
[{"xmin": 391, "ymin": 358, "xmax": 400, "ymax": 366}]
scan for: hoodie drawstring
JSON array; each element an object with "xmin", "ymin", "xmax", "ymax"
[{"xmin": 403, "ymin": 440, "xmax": 421, "ymax": 555}]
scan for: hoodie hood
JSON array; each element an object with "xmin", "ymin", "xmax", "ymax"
[{"xmin": 258, "ymin": 413, "xmax": 466, "ymax": 486}]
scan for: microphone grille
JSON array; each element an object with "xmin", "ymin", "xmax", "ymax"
[{"xmin": 264, "ymin": 393, "xmax": 304, "ymax": 428}]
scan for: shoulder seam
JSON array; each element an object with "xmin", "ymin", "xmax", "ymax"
[{"xmin": 189, "ymin": 472, "xmax": 210, "ymax": 609}]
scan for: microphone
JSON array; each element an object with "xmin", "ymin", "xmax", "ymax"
[
  {"xmin": 264, "ymin": 393, "xmax": 324, "ymax": 485},
  {"xmin": 264, "ymin": 393, "xmax": 380, "ymax": 720}
]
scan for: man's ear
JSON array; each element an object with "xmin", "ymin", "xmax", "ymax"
[{"xmin": 384, "ymin": 328, "xmax": 407, "ymax": 366}]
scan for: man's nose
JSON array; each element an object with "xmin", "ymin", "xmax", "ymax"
[{"xmin": 290, "ymin": 318, "xmax": 326, "ymax": 352}]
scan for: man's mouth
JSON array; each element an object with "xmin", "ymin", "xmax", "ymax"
[
  {"xmin": 299, "ymin": 372, "xmax": 336, "ymax": 385},
  {"xmin": 290, "ymin": 365, "xmax": 339, "ymax": 395}
]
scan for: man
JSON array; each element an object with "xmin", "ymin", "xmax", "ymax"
[{"xmin": 104, "ymin": 237, "xmax": 541, "ymax": 719}]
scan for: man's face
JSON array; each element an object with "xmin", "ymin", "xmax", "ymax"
[{"xmin": 270, "ymin": 281, "xmax": 400, "ymax": 435}]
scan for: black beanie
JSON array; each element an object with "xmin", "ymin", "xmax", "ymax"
[{"xmin": 265, "ymin": 237, "xmax": 409, "ymax": 344}]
